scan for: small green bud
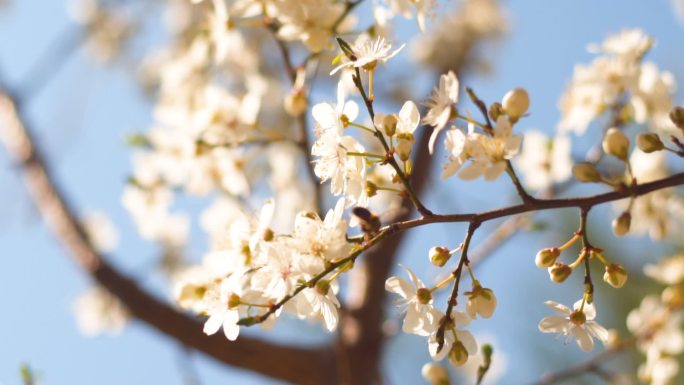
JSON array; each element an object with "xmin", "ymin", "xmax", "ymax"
[
  {"xmin": 429, "ymin": 246, "xmax": 451, "ymax": 267},
  {"xmin": 335, "ymin": 37, "xmax": 357, "ymax": 61}
]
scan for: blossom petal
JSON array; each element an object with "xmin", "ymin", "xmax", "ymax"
[
  {"xmin": 399, "ymin": 101, "xmax": 420, "ymax": 133},
  {"xmin": 571, "ymin": 326, "xmax": 595, "ymax": 352},
  {"xmin": 385, "ymin": 276, "xmax": 414, "ymax": 299},
  {"xmin": 312, "ymin": 103, "xmax": 338, "ymax": 131},
  {"xmin": 538, "ymin": 316, "xmax": 569, "ymax": 334},
  {"xmin": 544, "ymin": 300, "xmax": 572, "ymax": 315},
  {"xmin": 585, "ymin": 321, "xmax": 609, "ymax": 343},
  {"xmin": 456, "ymin": 330, "xmax": 478, "ymax": 355},
  {"xmin": 203, "ymin": 311, "xmax": 224, "ymax": 335}
]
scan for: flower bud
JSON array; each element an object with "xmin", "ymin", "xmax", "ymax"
[
  {"xmin": 670, "ymin": 106, "xmax": 684, "ymax": 129},
  {"xmin": 636, "ymin": 133, "xmax": 664, "ymax": 153},
  {"xmin": 421, "ymin": 363, "xmax": 450, "ymax": 385},
  {"xmin": 448, "ymin": 341, "xmax": 470, "ymax": 367},
  {"xmin": 489, "ymin": 102, "xmax": 504, "ymax": 122},
  {"xmin": 382, "ymin": 114, "xmax": 398, "ymax": 137},
  {"xmin": 603, "ymin": 264, "xmax": 628, "ymax": 288},
  {"xmin": 465, "ymin": 282, "xmax": 497, "ymax": 319},
  {"xmin": 502, "ymin": 88, "xmax": 530, "ymax": 119},
  {"xmin": 535, "ymin": 247, "xmax": 560, "ymax": 268},
  {"xmin": 548, "ymin": 262, "xmax": 572, "ymax": 283},
  {"xmin": 429, "ymin": 246, "xmax": 451, "ymax": 267},
  {"xmin": 602, "ymin": 128, "xmax": 630, "ymax": 160},
  {"xmin": 284, "ymin": 90, "xmax": 308, "ymax": 116},
  {"xmin": 572, "ymin": 162, "xmax": 601, "ymax": 183},
  {"xmin": 612, "ymin": 212, "xmax": 631, "ymax": 237},
  {"xmin": 396, "ymin": 137, "xmax": 412, "ymax": 161}
]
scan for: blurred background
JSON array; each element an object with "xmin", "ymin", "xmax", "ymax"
[{"xmin": 1, "ymin": 0, "xmax": 683, "ymax": 384}]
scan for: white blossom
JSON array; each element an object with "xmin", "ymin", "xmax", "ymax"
[
  {"xmin": 538, "ymin": 299, "xmax": 609, "ymax": 352},
  {"xmin": 330, "ymin": 36, "xmax": 404, "ymax": 74},
  {"xmin": 515, "ymin": 131, "xmax": 572, "ymax": 191},
  {"xmin": 423, "ymin": 71, "xmax": 459, "ymax": 153},
  {"xmin": 385, "ymin": 265, "xmax": 443, "ymax": 336}
]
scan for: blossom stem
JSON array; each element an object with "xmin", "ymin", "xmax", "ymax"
[
  {"xmin": 375, "ymin": 186, "xmax": 403, "ymax": 193},
  {"xmin": 436, "ymin": 221, "xmax": 480, "ymax": 353},
  {"xmin": 368, "ymin": 69, "xmax": 375, "ymax": 101},
  {"xmin": 568, "ymin": 250, "xmax": 586, "ymax": 270},
  {"xmin": 347, "ymin": 121, "xmax": 376, "ymax": 134},
  {"xmin": 455, "ymin": 113, "xmax": 488, "ymax": 131},
  {"xmin": 663, "ymin": 145, "xmax": 684, "ymax": 157},
  {"xmin": 351, "ymin": 66, "xmax": 433, "ymax": 216},
  {"xmin": 558, "ymin": 233, "xmax": 581, "ymax": 251},
  {"xmin": 466, "ymin": 263, "xmax": 477, "ymax": 282},
  {"xmin": 347, "ymin": 151, "xmax": 385, "ymax": 159},
  {"xmin": 505, "ymin": 161, "xmax": 537, "ymax": 205},
  {"xmin": 579, "ymin": 208, "xmax": 594, "ymax": 300},
  {"xmin": 431, "ymin": 274, "xmax": 455, "ymax": 292}
]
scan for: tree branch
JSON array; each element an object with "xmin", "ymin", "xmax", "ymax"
[
  {"xmin": 336, "ymin": 122, "xmax": 437, "ymax": 385},
  {"xmin": 0, "ymin": 87, "xmax": 335, "ymax": 385}
]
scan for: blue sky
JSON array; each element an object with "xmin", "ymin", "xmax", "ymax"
[{"xmin": 1, "ymin": 1, "xmax": 683, "ymax": 384}]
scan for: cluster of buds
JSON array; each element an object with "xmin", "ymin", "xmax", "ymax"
[
  {"xmin": 670, "ymin": 106, "xmax": 684, "ymax": 131},
  {"xmin": 535, "ymin": 236, "xmax": 628, "ymax": 288},
  {"xmin": 632, "ymin": 105, "xmax": 684, "ymax": 155}
]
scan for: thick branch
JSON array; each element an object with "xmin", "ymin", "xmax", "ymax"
[{"xmin": 0, "ymin": 88, "xmax": 334, "ymax": 385}]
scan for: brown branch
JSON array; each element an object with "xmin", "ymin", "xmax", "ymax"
[
  {"xmin": 534, "ymin": 338, "xmax": 635, "ymax": 385},
  {"xmin": 336, "ymin": 123, "xmax": 437, "ymax": 385},
  {"xmin": 0, "ymin": 88, "xmax": 335, "ymax": 385}
]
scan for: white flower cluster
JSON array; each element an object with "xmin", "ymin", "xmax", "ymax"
[
  {"xmin": 175, "ymin": 198, "xmax": 351, "ymax": 339},
  {"xmin": 559, "ymin": 29, "xmax": 677, "ymax": 134},
  {"xmin": 628, "ymin": 255, "xmax": 684, "ymax": 385},
  {"xmin": 73, "ymin": 286, "xmax": 130, "ymax": 337},
  {"xmin": 101, "ymin": 0, "xmax": 684, "ymax": 382},
  {"xmin": 614, "ymin": 149, "xmax": 684, "ymax": 240},
  {"xmin": 385, "ymin": 264, "xmax": 497, "ymax": 368}
]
